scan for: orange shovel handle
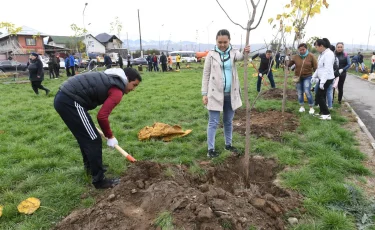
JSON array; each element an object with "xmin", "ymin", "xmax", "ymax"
[{"xmin": 96, "ymin": 127, "xmax": 137, "ymax": 163}]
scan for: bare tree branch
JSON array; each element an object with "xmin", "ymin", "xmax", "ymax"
[
  {"xmin": 256, "ymin": 0, "xmax": 261, "ymax": 7},
  {"xmin": 250, "ymin": 0, "xmax": 268, "ymax": 30},
  {"xmin": 216, "ymin": 0, "xmax": 246, "ymax": 30},
  {"xmin": 245, "ymin": 0, "xmax": 251, "ymax": 20},
  {"xmin": 250, "ymin": 0, "xmax": 256, "ymax": 8}
]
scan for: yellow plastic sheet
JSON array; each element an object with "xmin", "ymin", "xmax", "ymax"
[{"xmin": 138, "ymin": 122, "xmax": 192, "ymax": 142}]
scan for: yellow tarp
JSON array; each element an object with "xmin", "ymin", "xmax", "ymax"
[{"xmin": 138, "ymin": 122, "xmax": 192, "ymax": 142}]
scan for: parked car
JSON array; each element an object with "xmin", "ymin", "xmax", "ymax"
[
  {"xmin": 0, "ymin": 60, "xmax": 28, "ymax": 73},
  {"xmin": 59, "ymin": 58, "xmax": 65, "ymax": 69},
  {"xmin": 131, "ymin": 57, "xmax": 148, "ymax": 65}
]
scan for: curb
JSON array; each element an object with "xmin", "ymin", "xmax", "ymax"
[
  {"xmin": 344, "ymin": 101, "xmax": 375, "ymax": 151},
  {"xmin": 349, "ymin": 73, "xmax": 375, "ymax": 85}
]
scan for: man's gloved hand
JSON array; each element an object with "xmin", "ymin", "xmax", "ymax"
[
  {"xmin": 259, "ymin": 73, "xmax": 263, "ymax": 77},
  {"xmin": 249, "ymin": 58, "xmax": 253, "ymax": 63},
  {"xmin": 339, "ymin": 69, "xmax": 343, "ymax": 74},
  {"xmin": 107, "ymin": 137, "xmax": 118, "ymax": 148},
  {"xmin": 319, "ymin": 83, "xmax": 324, "ymax": 90}
]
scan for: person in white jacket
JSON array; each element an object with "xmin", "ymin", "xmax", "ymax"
[{"xmin": 311, "ymin": 38, "xmax": 335, "ymax": 120}]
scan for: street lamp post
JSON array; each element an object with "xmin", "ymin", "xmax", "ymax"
[
  {"xmin": 83, "ymin": 2, "xmax": 88, "ymax": 58},
  {"xmin": 159, "ymin": 24, "xmax": 164, "ymax": 52}
]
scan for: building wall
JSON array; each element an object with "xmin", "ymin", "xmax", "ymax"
[
  {"xmin": 84, "ymin": 35, "xmax": 105, "ymax": 54},
  {"xmin": 17, "ymin": 35, "xmax": 45, "ymax": 54}
]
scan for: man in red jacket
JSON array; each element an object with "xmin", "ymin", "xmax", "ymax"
[{"xmin": 54, "ymin": 68, "xmax": 141, "ymax": 189}]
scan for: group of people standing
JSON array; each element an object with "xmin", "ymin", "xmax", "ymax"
[{"xmin": 146, "ymin": 53, "xmax": 180, "ymax": 72}]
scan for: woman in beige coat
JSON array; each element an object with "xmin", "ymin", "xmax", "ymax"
[{"xmin": 201, "ymin": 29, "xmax": 250, "ymax": 158}]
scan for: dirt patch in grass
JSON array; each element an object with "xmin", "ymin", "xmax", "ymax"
[
  {"xmin": 233, "ymin": 109, "xmax": 299, "ymax": 141},
  {"xmin": 54, "ymin": 156, "xmax": 302, "ymax": 230},
  {"xmin": 261, "ymin": 88, "xmax": 298, "ymax": 101}
]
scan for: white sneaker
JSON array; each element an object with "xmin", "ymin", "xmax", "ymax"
[
  {"xmin": 309, "ymin": 108, "xmax": 315, "ymax": 115},
  {"xmin": 299, "ymin": 107, "xmax": 305, "ymax": 113},
  {"xmin": 319, "ymin": 115, "xmax": 331, "ymax": 120}
]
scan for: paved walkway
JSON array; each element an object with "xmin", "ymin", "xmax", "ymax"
[{"xmin": 344, "ymin": 74, "xmax": 375, "ymax": 138}]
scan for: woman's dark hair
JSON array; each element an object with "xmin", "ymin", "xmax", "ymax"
[
  {"xmin": 329, "ymin": 45, "xmax": 335, "ymax": 52},
  {"xmin": 216, "ymin": 29, "xmax": 231, "ymax": 40},
  {"xmin": 314, "ymin": 38, "xmax": 330, "ymax": 48},
  {"xmin": 336, "ymin": 42, "xmax": 344, "ymax": 47},
  {"xmin": 298, "ymin": 43, "xmax": 307, "ymax": 49},
  {"xmin": 124, "ymin": 67, "xmax": 142, "ymax": 82}
]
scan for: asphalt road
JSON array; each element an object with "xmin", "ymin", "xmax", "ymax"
[{"xmin": 344, "ymin": 74, "xmax": 375, "ymax": 138}]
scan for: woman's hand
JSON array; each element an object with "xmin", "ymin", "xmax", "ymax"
[
  {"xmin": 202, "ymin": 96, "xmax": 208, "ymax": 105},
  {"xmin": 244, "ymin": 45, "xmax": 250, "ymax": 53}
]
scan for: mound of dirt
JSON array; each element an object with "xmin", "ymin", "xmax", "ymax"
[
  {"xmin": 261, "ymin": 88, "xmax": 298, "ymax": 101},
  {"xmin": 54, "ymin": 157, "xmax": 302, "ymax": 230},
  {"xmin": 233, "ymin": 109, "xmax": 299, "ymax": 141}
]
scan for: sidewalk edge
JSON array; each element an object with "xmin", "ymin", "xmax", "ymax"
[{"xmin": 344, "ymin": 102, "xmax": 375, "ymax": 151}]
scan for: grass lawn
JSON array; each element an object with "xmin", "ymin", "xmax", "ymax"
[{"xmin": 0, "ymin": 63, "xmax": 374, "ymax": 229}]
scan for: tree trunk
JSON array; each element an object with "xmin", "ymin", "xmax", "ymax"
[
  {"xmin": 242, "ymin": 21, "xmax": 251, "ymax": 182},
  {"xmin": 282, "ymin": 48, "xmax": 289, "ymax": 114}
]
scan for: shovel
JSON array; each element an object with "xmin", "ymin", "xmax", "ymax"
[{"xmin": 96, "ymin": 127, "xmax": 137, "ymax": 163}]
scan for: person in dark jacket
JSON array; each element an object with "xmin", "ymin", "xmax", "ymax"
[
  {"xmin": 275, "ymin": 51, "xmax": 281, "ymax": 69},
  {"xmin": 357, "ymin": 52, "xmax": 365, "ymax": 72},
  {"xmin": 28, "ymin": 53, "xmax": 50, "ymax": 95},
  {"xmin": 65, "ymin": 55, "xmax": 71, "ymax": 76},
  {"xmin": 152, "ymin": 53, "xmax": 159, "ymax": 71},
  {"xmin": 126, "ymin": 54, "xmax": 132, "ymax": 68},
  {"xmin": 160, "ymin": 52, "xmax": 167, "ymax": 72},
  {"xmin": 118, "ymin": 54, "xmax": 124, "ymax": 69},
  {"xmin": 146, "ymin": 54, "xmax": 153, "ymax": 71},
  {"xmin": 69, "ymin": 54, "xmax": 76, "ymax": 76},
  {"xmin": 333, "ymin": 42, "xmax": 351, "ymax": 104},
  {"xmin": 54, "ymin": 68, "xmax": 142, "ymax": 189},
  {"xmin": 104, "ymin": 54, "xmax": 112, "ymax": 69},
  {"xmin": 47, "ymin": 54, "xmax": 56, "ymax": 79},
  {"xmin": 54, "ymin": 54, "xmax": 60, "ymax": 78},
  {"xmin": 250, "ymin": 50, "xmax": 276, "ymax": 92}
]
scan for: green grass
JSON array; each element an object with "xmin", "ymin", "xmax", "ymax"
[
  {"xmin": 0, "ymin": 63, "xmax": 373, "ymax": 229},
  {"xmin": 153, "ymin": 211, "xmax": 174, "ymax": 230}
]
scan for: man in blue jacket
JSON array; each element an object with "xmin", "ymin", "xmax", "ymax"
[
  {"xmin": 68, "ymin": 54, "xmax": 75, "ymax": 76},
  {"xmin": 250, "ymin": 50, "xmax": 276, "ymax": 92},
  {"xmin": 104, "ymin": 54, "xmax": 112, "ymax": 69}
]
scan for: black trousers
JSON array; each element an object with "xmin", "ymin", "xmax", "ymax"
[
  {"xmin": 276, "ymin": 61, "xmax": 280, "ymax": 68},
  {"xmin": 31, "ymin": 81, "xmax": 48, "ymax": 94},
  {"xmin": 127, "ymin": 61, "xmax": 131, "ymax": 68},
  {"xmin": 148, "ymin": 63, "xmax": 153, "ymax": 71},
  {"xmin": 333, "ymin": 72, "xmax": 347, "ymax": 103},
  {"xmin": 317, "ymin": 79, "xmax": 333, "ymax": 115},
  {"xmin": 48, "ymin": 66, "xmax": 55, "ymax": 79},
  {"xmin": 161, "ymin": 63, "xmax": 167, "ymax": 72},
  {"xmin": 70, "ymin": 66, "xmax": 75, "ymax": 76},
  {"xmin": 176, "ymin": 62, "xmax": 180, "ymax": 70},
  {"xmin": 54, "ymin": 64, "xmax": 60, "ymax": 77},
  {"xmin": 66, "ymin": 66, "xmax": 71, "ymax": 76},
  {"xmin": 54, "ymin": 91, "xmax": 105, "ymax": 183}
]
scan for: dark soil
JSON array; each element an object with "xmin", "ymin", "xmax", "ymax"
[
  {"xmin": 54, "ymin": 156, "xmax": 302, "ymax": 230},
  {"xmin": 261, "ymin": 88, "xmax": 298, "ymax": 101},
  {"xmin": 233, "ymin": 109, "xmax": 299, "ymax": 141}
]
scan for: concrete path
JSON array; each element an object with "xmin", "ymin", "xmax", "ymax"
[{"xmin": 344, "ymin": 74, "xmax": 375, "ymax": 139}]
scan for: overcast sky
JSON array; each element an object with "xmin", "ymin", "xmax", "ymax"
[{"xmin": 1, "ymin": 0, "xmax": 374, "ymax": 47}]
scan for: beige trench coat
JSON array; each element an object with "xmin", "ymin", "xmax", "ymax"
[{"xmin": 201, "ymin": 48, "xmax": 244, "ymax": 111}]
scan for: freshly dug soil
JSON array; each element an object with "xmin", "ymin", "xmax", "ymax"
[
  {"xmin": 261, "ymin": 88, "xmax": 298, "ymax": 101},
  {"xmin": 54, "ymin": 156, "xmax": 302, "ymax": 230},
  {"xmin": 233, "ymin": 109, "xmax": 299, "ymax": 141}
]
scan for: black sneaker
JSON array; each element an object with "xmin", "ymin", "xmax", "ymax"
[
  {"xmin": 93, "ymin": 178, "xmax": 120, "ymax": 189},
  {"xmin": 207, "ymin": 149, "xmax": 219, "ymax": 158},
  {"xmin": 225, "ymin": 145, "xmax": 239, "ymax": 154},
  {"xmin": 45, "ymin": 89, "xmax": 50, "ymax": 95}
]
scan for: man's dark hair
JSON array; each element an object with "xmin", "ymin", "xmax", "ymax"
[
  {"xmin": 373, "ymin": 51, "xmax": 375, "ymax": 55},
  {"xmin": 314, "ymin": 38, "xmax": 330, "ymax": 48},
  {"xmin": 298, "ymin": 43, "xmax": 307, "ymax": 49},
  {"xmin": 266, "ymin": 50, "xmax": 272, "ymax": 54},
  {"xmin": 124, "ymin": 68, "xmax": 142, "ymax": 82},
  {"xmin": 216, "ymin": 29, "xmax": 231, "ymax": 40}
]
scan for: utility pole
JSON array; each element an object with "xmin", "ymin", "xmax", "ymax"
[
  {"xmin": 127, "ymin": 32, "xmax": 130, "ymax": 55},
  {"xmin": 367, "ymin": 27, "xmax": 371, "ymax": 51},
  {"xmin": 83, "ymin": 2, "xmax": 88, "ymax": 57},
  {"xmin": 137, "ymin": 9, "xmax": 143, "ymax": 58}
]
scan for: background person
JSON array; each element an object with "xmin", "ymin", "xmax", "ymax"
[
  {"xmin": 371, "ymin": 52, "xmax": 375, "ymax": 73},
  {"xmin": 27, "ymin": 53, "xmax": 50, "ymax": 95},
  {"xmin": 250, "ymin": 50, "xmax": 276, "ymax": 92},
  {"xmin": 176, "ymin": 53, "xmax": 181, "ymax": 70},
  {"xmin": 333, "ymin": 42, "xmax": 351, "ymax": 104},
  {"xmin": 311, "ymin": 38, "xmax": 335, "ymax": 120},
  {"xmin": 288, "ymin": 43, "xmax": 317, "ymax": 114},
  {"xmin": 201, "ymin": 29, "xmax": 250, "ymax": 158}
]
